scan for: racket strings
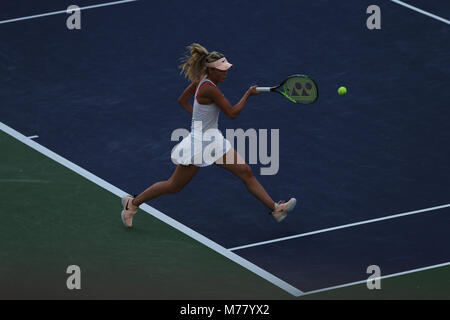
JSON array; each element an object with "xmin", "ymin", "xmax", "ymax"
[{"xmin": 282, "ymin": 76, "xmax": 318, "ymax": 104}]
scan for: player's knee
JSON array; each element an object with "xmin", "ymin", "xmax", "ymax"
[{"xmin": 167, "ymin": 181, "xmax": 183, "ymax": 194}]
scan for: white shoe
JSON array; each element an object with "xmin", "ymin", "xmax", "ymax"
[
  {"xmin": 121, "ymin": 195, "xmax": 138, "ymax": 227},
  {"xmin": 272, "ymin": 198, "xmax": 297, "ymax": 222}
]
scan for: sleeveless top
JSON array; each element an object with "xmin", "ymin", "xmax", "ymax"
[
  {"xmin": 191, "ymin": 76, "xmax": 221, "ymax": 137},
  {"xmin": 170, "ymin": 75, "xmax": 231, "ymax": 167}
]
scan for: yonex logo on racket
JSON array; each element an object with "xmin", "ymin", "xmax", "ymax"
[{"xmin": 257, "ymin": 75, "xmax": 318, "ymax": 104}]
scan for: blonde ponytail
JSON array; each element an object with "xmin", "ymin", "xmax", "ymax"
[{"xmin": 179, "ymin": 43, "xmax": 225, "ymax": 83}]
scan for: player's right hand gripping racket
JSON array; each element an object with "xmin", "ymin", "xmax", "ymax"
[{"xmin": 256, "ymin": 74, "xmax": 318, "ymax": 104}]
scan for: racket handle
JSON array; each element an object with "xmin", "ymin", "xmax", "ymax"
[{"xmin": 256, "ymin": 87, "xmax": 271, "ymax": 92}]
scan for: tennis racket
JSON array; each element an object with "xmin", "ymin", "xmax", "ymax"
[{"xmin": 256, "ymin": 74, "xmax": 318, "ymax": 104}]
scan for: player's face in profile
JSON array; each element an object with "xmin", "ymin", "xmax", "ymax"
[{"xmin": 214, "ymin": 69, "xmax": 228, "ymax": 82}]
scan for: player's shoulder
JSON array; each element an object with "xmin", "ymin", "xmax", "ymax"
[{"xmin": 198, "ymin": 80, "xmax": 220, "ymax": 94}]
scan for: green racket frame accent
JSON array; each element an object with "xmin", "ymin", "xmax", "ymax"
[{"xmin": 277, "ymin": 74, "xmax": 319, "ymax": 104}]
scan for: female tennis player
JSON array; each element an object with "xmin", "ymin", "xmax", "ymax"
[{"xmin": 121, "ymin": 43, "xmax": 296, "ymax": 227}]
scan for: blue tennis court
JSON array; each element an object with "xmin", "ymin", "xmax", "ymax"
[{"xmin": 1, "ymin": 0, "xmax": 449, "ymax": 297}]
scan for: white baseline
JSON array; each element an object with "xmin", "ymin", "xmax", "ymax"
[
  {"xmin": 0, "ymin": 0, "xmax": 139, "ymax": 25},
  {"xmin": 229, "ymin": 204, "xmax": 450, "ymax": 251},
  {"xmin": 389, "ymin": 0, "xmax": 450, "ymax": 25},
  {"xmin": 300, "ymin": 261, "xmax": 450, "ymax": 297},
  {"xmin": 0, "ymin": 121, "xmax": 303, "ymax": 297}
]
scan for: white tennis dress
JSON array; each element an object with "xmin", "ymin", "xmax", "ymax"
[{"xmin": 171, "ymin": 76, "xmax": 232, "ymax": 167}]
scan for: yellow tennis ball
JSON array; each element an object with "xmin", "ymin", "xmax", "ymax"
[{"xmin": 338, "ymin": 86, "xmax": 347, "ymax": 95}]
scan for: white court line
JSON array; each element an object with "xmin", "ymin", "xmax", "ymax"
[
  {"xmin": 0, "ymin": 121, "xmax": 303, "ymax": 297},
  {"xmin": 229, "ymin": 204, "xmax": 450, "ymax": 251},
  {"xmin": 27, "ymin": 135, "xmax": 39, "ymax": 139},
  {"xmin": 300, "ymin": 261, "xmax": 450, "ymax": 297},
  {"xmin": 389, "ymin": 0, "xmax": 450, "ymax": 25},
  {"xmin": 0, "ymin": 0, "xmax": 139, "ymax": 25}
]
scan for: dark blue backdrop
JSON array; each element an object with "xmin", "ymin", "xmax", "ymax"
[{"xmin": 1, "ymin": 0, "xmax": 449, "ymax": 291}]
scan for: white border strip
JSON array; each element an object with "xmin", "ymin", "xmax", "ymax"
[
  {"xmin": 0, "ymin": 0, "xmax": 139, "ymax": 25},
  {"xmin": 300, "ymin": 261, "xmax": 450, "ymax": 297},
  {"xmin": 0, "ymin": 121, "xmax": 303, "ymax": 297},
  {"xmin": 230, "ymin": 204, "xmax": 450, "ymax": 251},
  {"xmin": 389, "ymin": 0, "xmax": 450, "ymax": 25}
]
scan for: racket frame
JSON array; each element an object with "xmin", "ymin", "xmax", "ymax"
[{"xmin": 256, "ymin": 74, "xmax": 318, "ymax": 104}]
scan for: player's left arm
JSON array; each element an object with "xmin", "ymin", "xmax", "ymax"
[{"xmin": 177, "ymin": 82, "xmax": 198, "ymax": 115}]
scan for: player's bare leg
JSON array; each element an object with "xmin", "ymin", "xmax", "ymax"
[
  {"xmin": 215, "ymin": 149, "xmax": 296, "ymax": 221},
  {"xmin": 121, "ymin": 164, "xmax": 199, "ymax": 227}
]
